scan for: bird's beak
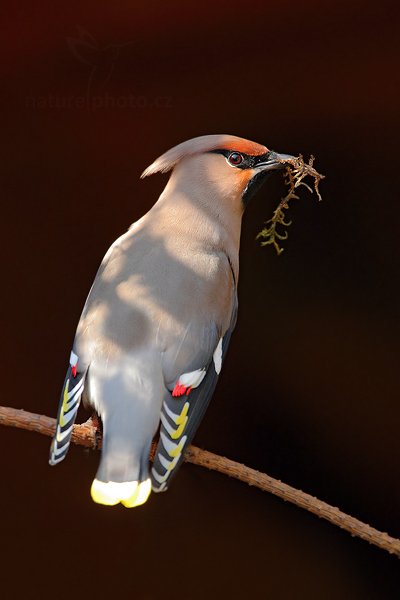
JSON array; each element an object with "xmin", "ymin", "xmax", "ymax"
[{"xmin": 255, "ymin": 151, "xmax": 295, "ymax": 172}]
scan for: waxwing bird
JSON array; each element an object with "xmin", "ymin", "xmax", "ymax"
[{"xmin": 49, "ymin": 134, "xmax": 293, "ymax": 508}]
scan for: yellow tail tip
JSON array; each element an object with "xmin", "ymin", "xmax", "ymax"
[
  {"xmin": 122, "ymin": 478, "xmax": 152, "ymax": 508},
  {"xmin": 91, "ymin": 479, "xmax": 138, "ymax": 506},
  {"xmin": 90, "ymin": 478, "xmax": 152, "ymax": 507}
]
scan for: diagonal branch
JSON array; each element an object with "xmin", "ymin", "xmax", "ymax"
[{"xmin": 0, "ymin": 405, "xmax": 399, "ymax": 558}]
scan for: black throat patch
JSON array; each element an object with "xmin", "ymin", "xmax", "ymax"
[{"xmin": 242, "ymin": 170, "xmax": 271, "ymax": 205}]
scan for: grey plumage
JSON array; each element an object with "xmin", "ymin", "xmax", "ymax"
[{"xmin": 49, "ymin": 134, "xmax": 290, "ymax": 507}]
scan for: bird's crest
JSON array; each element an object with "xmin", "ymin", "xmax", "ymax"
[{"xmin": 141, "ymin": 134, "xmax": 268, "ymax": 178}]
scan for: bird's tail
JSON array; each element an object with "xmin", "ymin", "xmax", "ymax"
[
  {"xmin": 89, "ymin": 369, "xmax": 161, "ymax": 508},
  {"xmin": 91, "ymin": 414, "xmax": 152, "ymax": 508}
]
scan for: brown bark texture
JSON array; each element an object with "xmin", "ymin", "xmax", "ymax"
[{"xmin": 0, "ymin": 405, "xmax": 398, "ymax": 558}]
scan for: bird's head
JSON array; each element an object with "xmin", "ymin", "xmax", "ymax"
[{"xmin": 141, "ymin": 134, "xmax": 294, "ymax": 212}]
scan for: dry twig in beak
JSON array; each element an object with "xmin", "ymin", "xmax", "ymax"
[{"xmin": 257, "ymin": 155, "xmax": 325, "ymax": 255}]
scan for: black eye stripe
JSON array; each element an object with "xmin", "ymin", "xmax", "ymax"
[
  {"xmin": 210, "ymin": 149, "xmax": 251, "ymax": 168},
  {"xmin": 209, "ymin": 149, "xmax": 272, "ymax": 169}
]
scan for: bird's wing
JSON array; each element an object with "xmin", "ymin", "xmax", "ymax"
[
  {"xmin": 151, "ymin": 301, "xmax": 237, "ymax": 491},
  {"xmin": 49, "ymin": 349, "xmax": 88, "ymax": 465}
]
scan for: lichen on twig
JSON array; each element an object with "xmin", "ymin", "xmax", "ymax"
[{"xmin": 257, "ymin": 155, "xmax": 325, "ymax": 254}]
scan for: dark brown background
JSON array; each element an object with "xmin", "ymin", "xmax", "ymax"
[{"xmin": 1, "ymin": 1, "xmax": 399, "ymax": 598}]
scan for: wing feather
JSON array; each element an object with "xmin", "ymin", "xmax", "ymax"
[
  {"xmin": 151, "ymin": 305, "xmax": 237, "ymax": 491},
  {"xmin": 49, "ymin": 353, "xmax": 88, "ymax": 466}
]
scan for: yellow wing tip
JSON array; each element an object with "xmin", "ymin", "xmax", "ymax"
[{"xmin": 90, "ymin": 478, "xmax": 151, "ymax": 508}]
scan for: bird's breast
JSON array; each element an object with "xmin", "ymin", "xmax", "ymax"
[{"xmin": 76, "ymin": 226, "xmax": 236, "ymax": 367}]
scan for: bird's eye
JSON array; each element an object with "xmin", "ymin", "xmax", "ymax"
[{"xmin": 228, "ymin": 152, "xmax": 244, "ymax": 166}]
